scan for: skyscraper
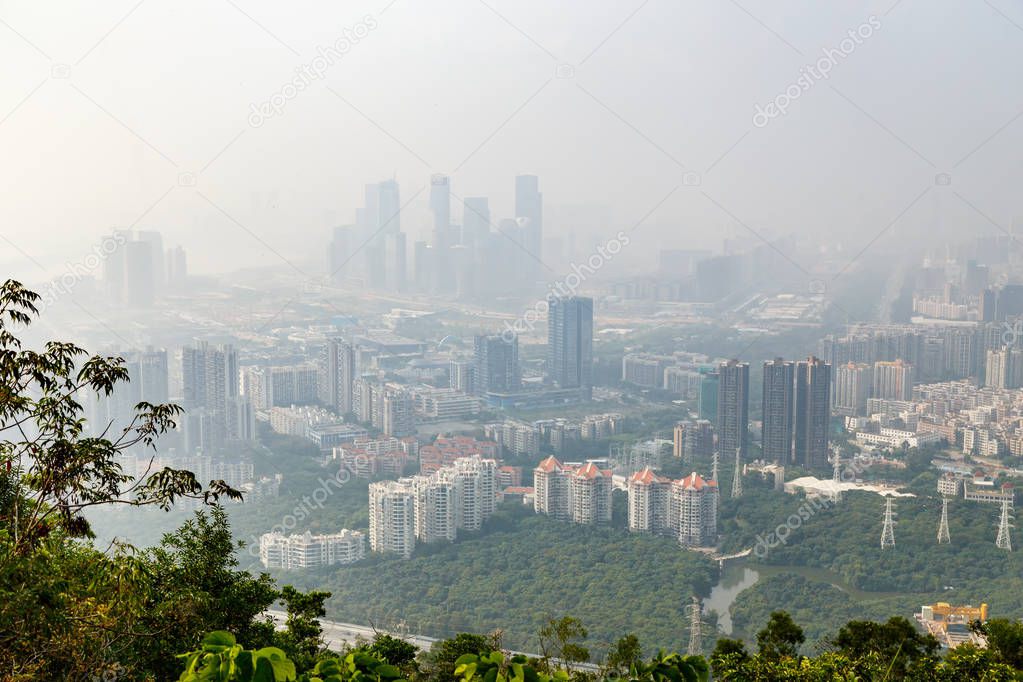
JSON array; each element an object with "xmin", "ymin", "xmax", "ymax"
[
  {"xmin": 430, "ymin": 174, "xmax": 453, "ymax": 293},
  {"xmin": 794, "ymin": 356, "xmax": 831, "ymax": 469},
  {"xmin": 761, "ymin": 358, "xmax": 794, "ymax": 463},
  {"xmin": 181, "ymin": 341, "xmax": 240, "ymax": 450},
  {"xmin": 547, "ymin": 295, "xmax": 593, "ymax": 399},
  {"xmin": 716, "ymin": 360, "xmax": 749, "ymax": 461},
  {"xmin": 473, "ymin": 334, "xmax": 520, "ymax": 394},
  {"xmin": 515, "ymin": 174, "xmax": 542, "ymax": 269}
]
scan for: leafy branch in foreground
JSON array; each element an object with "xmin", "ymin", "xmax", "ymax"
[{"xmin": 0, "ymin": 279, "xmax": 241, "ymax": 554}]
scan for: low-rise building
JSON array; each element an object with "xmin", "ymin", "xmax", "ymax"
[{"xmin": 259, "ymin": 529, "xmax": 365, "ymax": 569}]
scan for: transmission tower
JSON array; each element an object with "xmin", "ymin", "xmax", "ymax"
[
  {"xmin": 731, "ymin": 448, "xmax": 743, "ymax": 498},
  {"xmin": 711, "ymin": 451, "xmax": 720, "ymax": 484},
  {"xmin": 686, "ymin": 596, "xmax": 702, "ymax": 655},
  {"xmin": 880, "ymin": 497, "xmax": 896, "ymax": 549},
  {"xmin": 937, "ymin": 496, "xmax": 950, "ymax": 544},
  {"xmin": 832, "ymin": 452, "xmax": 842, "ymax": 482},
  {"xmin": 996, "ymin": 499, "xmax": 1013, "ymax": 551}
]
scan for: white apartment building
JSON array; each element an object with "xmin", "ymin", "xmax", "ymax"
[
  {"xmin": 259, "ymin": 529, "xmax": 365, "ymax": 569},
  {"xmin": 369, "ymin": 456, "xmax": 498, "ymax": 557},
  {"xmin": 627, "ymin": 468, "xmax": 673, "ymax": 533},
  {"xmin": 533, "ymin": 456, "xmax": 612, "ymax": 525},
  {"xmin": 674, "ymin": 472, "xmax": 719, "ymax": 547},
  {"xmin": 368, "ymin": 480, "xmax": 416, "ymax": 559}
]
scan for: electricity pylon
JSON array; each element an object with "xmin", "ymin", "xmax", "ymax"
[
  {"xmin": 996, "ymin": 499, "xmax": 1013, "ymax": 551},
  {"xmin": 937, "ymin": 496, "xmax": 950, "ymax": 544},
  {"xmin": 731, "ymin": 448, "xmax": 743, "ymax": 498},
  {"xmin": 880, "ymin": 497, "xmax": 896, "ymax": 549},
  {"xmin": 686, "ymin": 596, "xmax": 702, "ymax": 655}
]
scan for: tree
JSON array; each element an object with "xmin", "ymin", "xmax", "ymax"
[
  {"xmin": 710, "ymin": 637, "xmax": 748, "ymax": 678},
  {"xmin": 177, "ymin": 631, "xmax": 296, "ymax": 682},
  {"xmin": 973, "ymin": 618, "xmax": 1023, "ymax": 669},
  {"xmin": 0, "ymin": 280, "xmax": 245, "ymax": 679},
  {"xmin": 828, "ymin": 617, "xmax": 939, "ymax": 677},
  {"xmin": 537, "ymin": 616, "xmax": 590, "ymax": 673},
  {"xmin": 603, "ymin": 634, "xmax": 642, "ymax": 677},
  {"xmin": 274, "ymin": 585, "xmax": 332, "ymax": 672},
  {"xmin": 365, "ymin": 633, "xmax": 419, "ymax": 678},
  {"xmin": 755, "ymin": 611, "xmax": 805, "ymax": 660},
  {"xmin": 0, "ymin": 280, "xmax": 240, "ymax": 555},
  {"xmin": 418, "ymin": 633, "xmax": 496, "ymax": 681}
]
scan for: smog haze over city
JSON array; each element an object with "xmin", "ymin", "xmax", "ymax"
[{"xmin": 5, "ymin": 1, "xmax": 1023, "ymax": 679}]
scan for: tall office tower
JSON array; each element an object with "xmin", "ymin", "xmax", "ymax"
[
  {"xmin": 166, "ymin": 245, "xmax": 188, "ymax": 289},
  {"xmin": 761, "ymin": 358, "xmax": 794, "ymax": 464},
  {"xmin": 430, "ymin": 174, "xmax": 453, "ymax": 292},
  {"xmin": 322, "ymin": 339, "xmax": 356, "ymax": 415},
  {"xmin": 872, "ymin": 359, "xmax": 914, "ymax": 401},
  {"xmin": 462, "ymin": 197, "xmax": 490, "ymax": 251},
  {"xmin": 514, "ymin": 174, "xmax": 543, "ymax": 269},
  {"xmin": 473, "ymin": 334, "xmax": 520, "ymax": 394},
  {"xmin": 413, "ymin": 241, "xmax": 430, "ymax": 290},
  {"xmin": 794, "ymin": 357, "xmax": 831, "ymax": 469},
  {"xmin": 328, "ymin": 225, "xmax": 354, "ymax": 282},
  {"xmin": 673, "ymin": 420, "xmax": 714, "ymax": 462},
  {"xmin": 385, "ymin": 231, "xmax": 407, "ymax": 291},
  {"xmin": 135, "ymin": 230, "xmax": 165, "ymax": 295},
  {"xmin": 698, "ymin": 370, "xmax": 719, "ymax": 421},
  {"xmin": 834, "ymin": 362, "xmax": 873, "ymax": 416},
  {"xmin": 123, "ymin": 241, "xmax": 154, "ymax": 307},
  {"xmin": 716, "ymin": 360, "xmax": 749, "ymax": 462},
  {"xmin": 547, "ymin": 296, "xmax": 594, "ymax": 399},
  {"xmin": 674, "ymin": 472, "xmax": 718, "ymax": 547},
  {"xmin": 368, "ymin": 480, "xmax": 416, "ymax": 558},
  {"xmin": 449, "ymin": 360, "xmax": 475, "ymax": 394},
  {"xmin": 102, "ymin": 229, "xmax": 133, "ymax": 303}
]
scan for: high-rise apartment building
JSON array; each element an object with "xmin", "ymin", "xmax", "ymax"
[
  {"xmin": 627, "ymin": 467, "xmax": 673, "ymax": 534},
  {"xmin": 717, "ymin": 360, "xmax": 750, "ymax": 461},
  {"xmin": 371, "ymin": 456, "xmax": 498, "ymax": 557},
  {"xmin": 872, "ymin": 360, "xmax": 914, "ymax": 401},
  {"xmin": 761, "ymin": 358, "xmax": 794, "ymax": 463},
  {"xmin": 547, "ymin": 296, "xmax": 593, "ymax": 399},
  {"xmin": 834, "ymin": 362, "xmax": 872, "ymax": 416},
  {"xmin": 674, "ymin": 472, "xmax": 719, "ymax": 547},
  {"xmin": 794, "ymin": 356, "xmax": 831, "ymax": 469},
  {"xmin": 672, "ymin": 420, "xmax": 714, "ymax": 462},
  {"xmin": 533, "ymin": 456, "xmax": 612, "ymax": 525},
  {"xmin": 368, "ymin": 480, "xmax": 416, "ymax": 559}
]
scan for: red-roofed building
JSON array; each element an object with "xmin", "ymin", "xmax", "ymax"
[
  {"xmin": 534, "ymin": 457, "xmax": 612, "ymax": 525},
  {"xmin": 626, "ymin": 468, "xmax": 719, "ymax": 546}
]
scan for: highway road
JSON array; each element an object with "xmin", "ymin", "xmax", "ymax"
[{"xmin": 264, "ymin": 610, "xmax": 600, "ymax": 673}]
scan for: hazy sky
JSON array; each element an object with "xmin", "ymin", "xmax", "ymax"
[{"xmin": 1, "ymin": 0, "xmax": 1022, "ymax": 280}]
